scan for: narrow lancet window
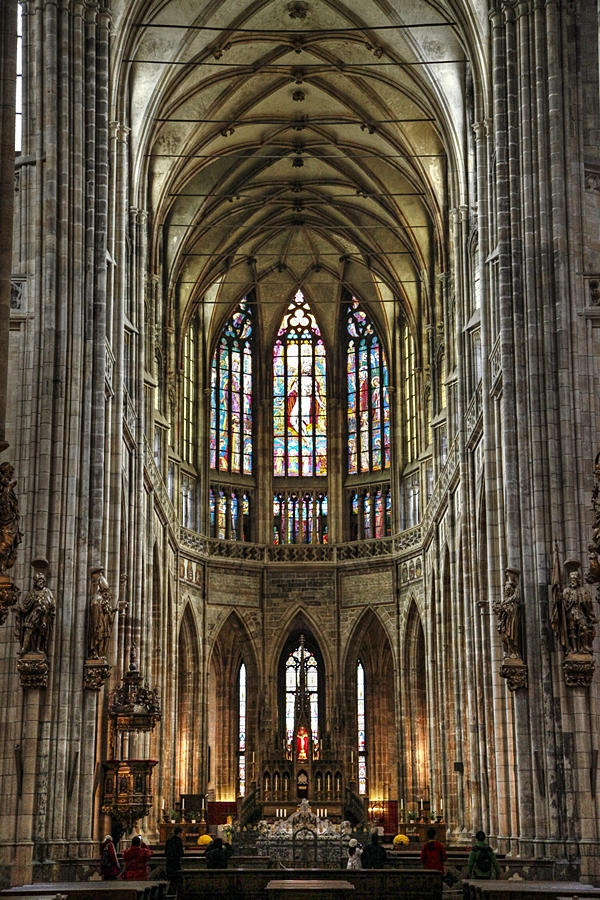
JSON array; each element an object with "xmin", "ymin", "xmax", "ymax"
[
  {"xmin": 210, "ymin": 299, "xmax": 253, "ymax": 475},
  {"xmin": 238, "ymin": 663, "xmax": 246, "ymax": 796},
  {"xmin": 357, "ymin": 661, "xmax": 366, "ymax": 795},
  {"xmin": 346, "ymin": 299, "xmax": 390, "ymax": 474}
]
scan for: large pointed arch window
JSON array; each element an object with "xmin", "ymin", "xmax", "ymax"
[
  {"xmin": 273, "ymin": 290, "xmax": 327, "ymax": 478},
  {"xmin": 285, "ymin": 641, "xmax": 320, "ymax": 756},
  {"xmin": 346, "ymin": 299, "xmax": 390, "ymax": 474},
  {"xmin": 210, "ymin": 299, "xmax": 253, "ymax": 475}
]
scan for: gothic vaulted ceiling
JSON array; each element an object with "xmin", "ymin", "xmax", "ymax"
[{"xmin": 110, "ymin": 0, "xmax": 488, "ymax": 348}]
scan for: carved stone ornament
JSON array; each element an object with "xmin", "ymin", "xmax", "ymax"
[
  {"xmin": 563, "ymin": 652, "xmax": 595, "ymax": 688},
  {"xmin": 108, "ymin": 645, "xmax": 161, "ymax": 733},
  {"xmin": 17, "ymin": 650, "xmax": 49, "ymax": 689},
  {"xmin": 0, "ymin": 462, "xmax": 23, "ymax": 576},
  {"xmin": 500, "ymin": 656, "xmax": 528, "ymax": 691},
  {"xmin": 0, "ymin": 575, "xmax": 20, "ymax": 625},
  {"xmin": 288, "ymin": 1, "xmax": 308, "ymax": 18},
  {"xmin": 586, "ymin": 452, "xmax": 600, "ymax": 594},
  {"xmin": 87, "ymin": 566, "xmax": 118, "ymax": 659},
  {"xmin": 83, "ymin": 657, "xmax": 111, "ymax": 691}
]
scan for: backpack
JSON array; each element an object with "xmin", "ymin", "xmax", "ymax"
[{"xmin": 475, "ymin": 845, "xmax": 493, "ymax": 875}]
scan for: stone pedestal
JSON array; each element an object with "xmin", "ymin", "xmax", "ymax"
[
  {"xmin": 563, "ymin": 652, "xmax": 595, "ymax": 687},
  {"xmin": 17, "ymin": 650, "xmax": 49, "ymax": 688},
  {"xmin": 83, "ymin": 657, "xmax": 111, "ymax": 691},
  {"xmin": 499, "ymin": 656, "xmax": 528, "ymax": 691}
]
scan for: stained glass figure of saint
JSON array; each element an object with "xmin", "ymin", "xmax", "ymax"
[{"xmin": 273, "ymin": 290, "xmax": 327, "ymax": 477}]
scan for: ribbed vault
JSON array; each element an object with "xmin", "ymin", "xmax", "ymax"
[{"xmin": 110, "ymin": 0, "xmax": 488, "ymax": 346}]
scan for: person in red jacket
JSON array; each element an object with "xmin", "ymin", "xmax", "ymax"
[
  {"xmin": 122, "ymin": 835, "xmax": 153, "ymax": 880},
  {"xmin": 420, "ymin": 826, "xmax": 448, "ymax": 874},
  {"xmin": 100, "ymin": 835, "xmax": 121, "ymax": 880}
]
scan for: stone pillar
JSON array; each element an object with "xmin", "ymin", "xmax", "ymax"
[{"xmin": 0, "ymin": 0, "xmax": 17, "ymax": 448}]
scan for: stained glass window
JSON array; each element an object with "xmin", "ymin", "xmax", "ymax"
[
  {"xmin": 285, "ymin": 643, "xmax": 319, "ymax": 754},
  {"xmin": 238, "ymin": 663, "xmax": 246, "ymax": 797},
  {"xmin": 209, "ymin": 487, "xmax": 251, "ymax": 541},
  {"xmin": 273, "ymin": 491, "xmax": 327, "ymax": 545},
  {"xmin": 357, "ymin": 661, "xmax": 366, "ymax": 795},
  {"xmin": 273, "ymin": 290, "xmax": 327, "ymax": 477},
  {"xmin": 210, "ymin": 299, "xmax": 253, "ymax": 475},
  {"xmin": 15, "ymin": 4, "xmax": 23, "ymax": 153},
  {"xmin": 183, "ymin": 322, "xmax": 196, "ymax": 466},
  {"xmin": 346, "ymin": 299, "xmax": 390, "ymax": 474},
  {"xmin": 403, "ymin": 324, "xmax": 418, "ymax": 462},
  {"xmin": 348, "ymin": 487, "xmax": 392, "ymax": 540}
]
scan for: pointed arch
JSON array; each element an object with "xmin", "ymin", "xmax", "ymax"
[
  {"xmin": 178, "ymin": 602, "xmax": 200, "ymax": 796},
  {"xmin": 343, "ymin": 608, "xmax": 397, "ymax": 817},
  {"xmin": 275, "ymin": 618, "xmax": 327, "ymax": 753},
  {"xmin": 207, "ymin": 611, "xmax": 259, "ymax": 801},
  {"xmin": 403, "ymin": 598, "xmax": 429, "ymax": 807}
]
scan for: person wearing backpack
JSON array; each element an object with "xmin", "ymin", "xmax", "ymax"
[{"xmin": 467, "ymin": 831, "xmax": 500, "ymax": 879}]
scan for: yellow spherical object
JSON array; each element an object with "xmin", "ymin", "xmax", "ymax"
[
  {"xmin": 393, "ymin": 833, "xmax": 410, "ymax": 846},
  {"xmin": 197, "ymin": 833, "xmax": 212, "ymax": 846}
]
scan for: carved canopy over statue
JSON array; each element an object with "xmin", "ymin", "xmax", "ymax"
[
  {"xmin": 88, "ymin": 567, "xmax": 118, "ymax": 659},
  {"xmin": 0, "ymin": 462, "xmax": 22, "ymax": 575}
]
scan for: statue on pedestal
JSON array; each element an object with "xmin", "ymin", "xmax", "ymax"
[
  {"xmin": 14, "ymin": 560, "xmax": 55, "ymax": 688},
  {"xmin": 551, "ymin": 551, "xmax": 596, "ymax": 687},
  {"xmin": 493, "ymin": 568, "xmax": 527, "ymax": 690}
]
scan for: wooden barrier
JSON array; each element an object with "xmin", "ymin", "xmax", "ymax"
[
  {"xmin": 462, "ymin": 880, "xmax": 600, "ymax": 899},
  {"xmin": 0, "ymin": 881, "xmax": 168, "ymax": 900},
  {"xmin": 180, "ymin": 866, "xmax": 442, "ymax": 899}
]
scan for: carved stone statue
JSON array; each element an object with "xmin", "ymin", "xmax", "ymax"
[
  {"xmin": 88, "ymin": 567, "xmax": 118, "ymax": 659},
  {"xmin": 553, "ymin": 560, "xmax": 596, "ymax": 655},
  {"xmin": 0, "ymin": 462, "xmax": 22, "ymax": 575},
  {"xmin": 493, "ymin": 567, "xmax": 521, "ymax": 658},
  {"xmin": 15, "ymin": 566, "xmax": 55, "ymax": 655}
]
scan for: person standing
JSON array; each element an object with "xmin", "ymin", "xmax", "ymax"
[
  {"xmin": 467, "ymin": 831, "xmax": 500, "ymax": 880},
  {"xmin": 346, "ymin": 838, "xmax": 362, "ymax": 869},
  {"xmin": 360, "ymin": 831, "xmax": 387, "ymax": 868},
  {"xmin": 165, "ymin": 826, "xmax": 185, "ymax": 895},
  {"xmin": 99, "ymin": 835, "xmax": 120, "ymax": 880},
  {"xmin": 122, "ymin": 835, "xmax": 153, "ymax": 880},
  {"xmin": 420, "ymin": 826, "xmax": 447, "ymax": 874}
]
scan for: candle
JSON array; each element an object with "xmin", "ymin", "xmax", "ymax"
[
  {"xmin": 400, "ymin": 797, "xmax": 404, "ymax": 810},
  {"xmin": 161, "ymin": 798, "xmax": 165, "ymax": 810},
  {"xmin": 351, "ymin": 750, "xmax": 354, "ymax": 762},
  {"xmin": 182, "ymin": 797, "xmax": 185, "ymax": 810},
  {"xmin": 440, "ymin": 797, "xmax": 443, "ymax": 812},
  {"xmin": 420, "ymin": 798, "xmax": 423, "ymax": 810}
]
